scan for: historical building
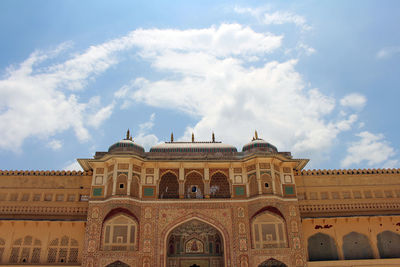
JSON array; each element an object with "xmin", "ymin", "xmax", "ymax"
[{"xmin": 0, "ymin": 130, "xmax": 400, "ymax": 267}]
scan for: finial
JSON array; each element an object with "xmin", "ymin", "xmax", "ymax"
[
  {"xmin": 192, "ymin": 133, "xmax": 194, "ymax": 142},
  {"xmin": 126, "ymin": 129, "xmax": 130, "ymax": 140},
  {"xmin": 212, "ymin": 132, "xmax": 215, "ymax": 142},
  {"xmin": 171, "ymin": 132, "xmax": 174, "ymax": 142},
  {"xmin": 255, "ymin": 130, "xmax": 258, "ymax": 140}
]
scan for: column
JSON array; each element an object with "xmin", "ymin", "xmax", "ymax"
[
  {"xmin": 127, "ymin": 163, "xmax": 133, "ymax": 196},
  {"xmin": 103, "ymin": 165, "xmax": 109, "ymax": 196},
  {"xmin": 204, "ymin": 166, "xmax": 210, "ymax": 198},
  {"xmin": 243, "ymin": 166, "xmax": 250, "ymax": 197},
  {"xmin": 179, "ymin": 164, "xmax": 185, "ymax": 198},
  {"xmin": 112, "ymin": 162, "xmax": 117, "ymax": 196},
  {"xmin": 139, "ymin": 163, "xmax": 145, "ymax": 198},
  {"xmin": 256, "ymin": 162, "xmax": 262, "ymax": 194},
  {"xmin": 271, "ymin": 162, "xmax": 277, "ymax": 195}
]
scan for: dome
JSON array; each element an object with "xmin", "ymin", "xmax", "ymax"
[
  {"xmin": 242, "ymin": 131, "xmax": 278, "ymax": 153},
  {"xmin": 108, "ymin": 139, "xmax": 145, "ymax": 154},
  {"xmin": 150, "ymin": 142, "xmax": 237, "ymax": 153},
  {"xmin": 242, "ymin": 139, "xmax": 278, "ymax": 153},
  {"xmin": 108, "ymin": 130, "xmax": 145, "ymax": 154}
]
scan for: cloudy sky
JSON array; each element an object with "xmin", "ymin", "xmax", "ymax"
[{"xmin": 0, "ymin": 0, "xmax": 399, "ymax": 171}]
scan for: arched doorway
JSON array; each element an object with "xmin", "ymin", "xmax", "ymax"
[
  {"xmin": 106, "ymin": 261, "xmax": 130, "ymax": 267},
  {"xmin": 258, "ymin": 258, "xmax": 287, "ymax": 267},
  {"xmin": 166, "ymin": 219, "xmax": 224, "ymax": 267}
]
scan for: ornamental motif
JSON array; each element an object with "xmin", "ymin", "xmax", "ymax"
[
  {"xmin": 239, "ymin": 222, "xmax": 246, "ymax": 234},
  {"xmin": 239, "ymin": 238, "xmax": 248, "ymax": 251},
  {"xmin": 185, "ymin": 238, "xmax": 204, "ymax": 253}
]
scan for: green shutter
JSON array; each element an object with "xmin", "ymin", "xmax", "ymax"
[
  {"xmin": 143, "ymin": 187, "xmax": 155, "ymax": 197},
  {"xmin": 285, "ymin": 185, "xmax": 295, "ymax": 195},
  {"xmin": 93, "ymin": 188, "xmax": 102, "ymax": 196},
  {"xmin": 235, "ymin": 186, "xmax": 245, "ymax": 196}
]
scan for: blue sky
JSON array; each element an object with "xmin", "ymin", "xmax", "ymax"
[{"xmin": 0, "ymin": 0, "xmax": 399, "ymax": 171}]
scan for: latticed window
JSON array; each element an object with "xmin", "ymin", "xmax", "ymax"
[
  {"xmin": 252, "ymin": 211, "xmax": 288, "ymax": 249},
  {"xmin": 159, "ymin": 172, "xmax": 179, "ymax": 199},
  {"xmin": 184, "ymin": 172, "xmax": 204, "ymax": 199},
  {"xmin": 9, "ymin": 236, "xmax": 41, "ymax": 264},
  {"xmin": 47, "ymin": 236, "xmax": 79, "ymax": 264},
  {"xmin": 103, "ymin": 214, "xmax": 137, "ymax": 251},
  {"xmin": 210, "ymin": 172, "xmax": 230, "ymax": 198},
  {"xmin": 0, "ymin": 238, "xmax": 5, "ymax": 263}
]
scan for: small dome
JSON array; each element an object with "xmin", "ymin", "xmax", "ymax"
[
  {"xmin": 108, "ymin": 139, "xmax": 145, "ymax": 154},
  {"xmin": 242, "ymin": 138, "xmax": 278, "ymax": 153}
]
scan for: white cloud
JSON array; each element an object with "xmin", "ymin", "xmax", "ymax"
[
  {"xmin": 1, "ymin": 23, "xmax": 282, "ymax": 152},
  {"xmin": 63, "ymin": 160, "xmax": 83, "ymax": 171},
  {"xmin": 115, "ymin": 25, "xmax": 362, "ymax": 159},
  {"xmin": 376, "ymin": 46, "xmax": 400, "ymax": 59},
  {"xmin": 263, "ymin": 11, "xmax": 311, "ymax": 31},
  {"xmin": 341, "ymin": 131, "xmax": 397, "ymax": 167},
  {"xmin": 0, "ymin": 32, "xmax": 138, "ymax": 151},
  {"xmin": 134, "ymin": 113, "xmax": 159, "ymax": 151},
  {"xmin": 340, "ymin": 93, "xmax": 367, "ymax": 109},
  {"xmin": 233, "ymin": 6, "xmax": 270, "ymax": 19},
  {"xmin": 296, "ymin": 42, "xmax": 316, "ymax": 56},
  {"xmin": 47, "ymin": 139, "xmax": 62, "ymax": 150},
  {"xmin": 131, "ymin": 23, "xmax": 282, "ymax": 57},
  {"xmin": 233, "ymin": 7, "xmax": 311, "ymax": 31}
]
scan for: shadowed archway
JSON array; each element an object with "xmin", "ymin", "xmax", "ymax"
[
  {"xmin": 377, "ymin": 230, "xmax": 400, "ymax": 258},
  {"xmin": 106, "ymin": 261, "xmax": 130, "ymax": 267},
  {"xmin": 308, "ymin": 233, "xmax": 339, "ymax": 261},
  {"xmin": 342, "ymin": 232, "xmax": 373, "ymax": 260},
  {"xmin": 258, "ymin": 258, "xmax": 287, "ymax": 267}
]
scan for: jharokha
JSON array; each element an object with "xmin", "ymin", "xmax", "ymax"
[{"xmin": 1, "ymin": 130, "xmax": 400, "ymax": 267}]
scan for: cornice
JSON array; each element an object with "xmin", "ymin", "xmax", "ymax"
[
  {"xmin": 0, "ymin": 170, "xmax": 92, "ymax": 176},
  {"xmin": 299, "ymin": 201, "xmax": 400, "ymax": 218},
  {"xmin": 295, "ymin": 168, "xmax": 400, "ymax": 176},
  {"xmin": 0, "ymin": 204, "xmax": 88, "ymax": 218}
]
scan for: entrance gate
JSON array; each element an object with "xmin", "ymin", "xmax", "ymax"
[{"xmin": 167, "ymin": 219, "xmax": 224, "ymax": 267}]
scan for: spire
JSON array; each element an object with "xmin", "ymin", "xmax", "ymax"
[
  {"xmin": 126, "ymin": 129, "xmax": 130, "ymax": 140},
  {"xmin": 212, "ymin": 132, "xmax": 215, "ymax": 142},
  {"xmin": 192, "ymin": 133, "xmax": 195, "ymax": 142},
  {"xmin": 171, "ymin": 132, "xmax": 174, "ymax": 142},
  {"xmin": 255, "ymin": 130, "xmax": 258, "ymax": 140}
]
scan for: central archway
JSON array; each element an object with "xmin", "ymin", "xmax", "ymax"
[{"xmin": 166, "ymin": 219, "xmax": 224, "ymax": 267}]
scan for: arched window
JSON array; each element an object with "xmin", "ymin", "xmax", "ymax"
[
  {"xmin": 251, "ymin": 210, "xmax": 287, "ymax": 249},
  {"xmin": 0, "ymin": 238, "xmax": 5, "ymax": 263},
  {"xmin": 159, "ymin": 172, "xmax": 179, "ymax": 199},
  {"xmin": 308, "ymin": 233, "xmax": 339, "ymax": 261},
  {"xmin": 103, "ymin": 214, "xmax": 138, "ymax": 251},
  {"xmin": 210, "ymin": 172, "xmax": 230, "ymax": 198},
  {"xmin": 185, "ymin": 172, "xmax": 204, "ymax": 199},
  {"xmin": 130, "ymin": 176, "xmax": 139, "ymax": 198},
  {"xmin": 116, "ymin": 174, "xmax": 128, "ymax": 195},
  {"xmin": 249, "ymin": 175, "xmax": 258, "ymax": 197},
  {"xmin": 377, "ymin": 231, "xmax": 400, "ymax": 258},
  {"xmin": 261, "ymin": 174, "xmax": 273, "ymax": 194},
  {"xmin": 9, "ymin": 236, "xmax": 41, "ymax": 264},
  {"xmin": 342, "ymin": 232, "xmax": 373, "ymax": 260},
  {"xmin": 47, "ymin": 236, "xmax": 79, "ymax": 264}
]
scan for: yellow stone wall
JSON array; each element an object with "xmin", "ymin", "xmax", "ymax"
[{"xmin": 0, "ymin": 220, "xmax": 86, "ymax": 265}]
